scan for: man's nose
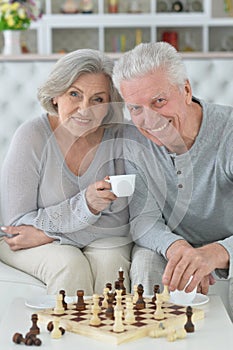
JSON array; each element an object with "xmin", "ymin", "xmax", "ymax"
[{"xmin": 142, "ymin": 109, "xmax": 161, "ymax": 129}]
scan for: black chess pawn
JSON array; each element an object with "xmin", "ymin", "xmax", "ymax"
[
  {"xmin": 105, "ymin": 291, "xmax": 115, "ymax": 319},
  {"xmin": 29, "ymin": 314, "xmax": 40, "ymax": 335},
  {"xmin": 115, "ymin": 280, "xmax": 120, "ymax": 290},
  {"xmin": 152, "ymin": 284, "xmax": 160, "ymax": 304},
  {"xmin": 135, "ymin": 284, "xmax": 146, "ymax": 310},
  {"xmin": 118, "ymin": 268, "xmax": 126, "ymax": 295},
  {"xmin": 76, "ymin": 290, "xmax": 86, "ymax": 311},
  {"xmin": 106, "ymin": 282, "xmax": 112, "ymax": 291},
  {"xmin": 184, "ymin": 306, "xmax": 195, "ymax": 333},
  {"xmin": 59, "ymin": 289, "xmax": 68, "ymax": 310}
]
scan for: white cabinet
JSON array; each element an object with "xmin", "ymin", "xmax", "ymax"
[{"xmin": 2, "ymin": 0, "xmax": 233, "ymax": 54}]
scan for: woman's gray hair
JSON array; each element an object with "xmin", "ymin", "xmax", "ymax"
[
  {"xmin": 38, "ymin": 49, "xmax": 123, "ymax": 122},
  {"xmin": 113, "ymin": 42, "xmax": 188, "ymax": 94}
]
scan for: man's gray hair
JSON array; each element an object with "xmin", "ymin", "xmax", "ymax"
[
  {"xmin": 38, "ymin": 48, "xmax": 123, "ymax": 116},
  {"xmin": 113, "ymin": 42, "xmax": 188, "ymax": 93}
]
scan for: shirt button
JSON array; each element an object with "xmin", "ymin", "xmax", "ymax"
[
  {"xmin": 178, "ymin": 184, "xmax": 183, "ymax": 188},
  {"xmin": 177, "ymin": 170, "xmax": 182, "ymax": 175}
]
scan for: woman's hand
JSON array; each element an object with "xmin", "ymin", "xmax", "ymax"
[
  {"xmin": 85, "ymin": 177, "xmax": 117, "ymax": 215},
  {"xmin": 1, "ymin": 225, "xmax": 54, "ymax": 251}
]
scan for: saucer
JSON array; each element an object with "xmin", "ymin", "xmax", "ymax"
[
  {"xmin": 170, "ymin": 293, "xmax": 209, "ymax": 306},
  {"xmin": 25, "ymin": 295, "xmax": 76, "ymax": 309}
]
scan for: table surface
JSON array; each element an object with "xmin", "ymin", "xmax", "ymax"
[{"xmin": 0, "ymin": 295, "xmax": 232, "ymax": 349}]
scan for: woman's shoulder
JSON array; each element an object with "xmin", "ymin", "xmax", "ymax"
[
  {"xmin": 13, "ymin": 114, "xmax": 51, "ymax": 141},
  {"xmin": 9, "ymin": 114, "xmax": 52, "ymax": 154}
]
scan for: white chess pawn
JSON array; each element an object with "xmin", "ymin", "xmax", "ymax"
[
  {"xmin": 154, "ymin": 294, "xmax": 165, "ymax": 320},
  {"xmin": 167, "ymin": 327, "xmax": 186, "ymax": 342},
  {"xmin": 89, "ymin": 294, "xmax": 101, "ymax": 326},
  {"xmin": 132, "ymin": 284, "xmax": 138, "ymax": 304},
  {"xmin": 54, "ymin": 294, "xmax": 65, "ymax": 315},
  {"xmin": 102, "ymin": 287, "xmax": 109, "ymax": 308},
  {"xmin": 124, "ymin": 296, "xmax": 135, "ymax": 324},
  {"xmin": 113, "ymin": 309, "xmax": 124, "ymax": 333},
  {"xmin": 161, "ymin": 285, "xmax": 170, "ymax": 302},
  {"xmin": 51, "ymin": 318, "xmax": 62, "ymax": 339}
]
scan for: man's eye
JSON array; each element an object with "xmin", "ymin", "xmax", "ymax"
[
  {"xmin": 127, "ymin": 105, "xmax": 143, "ymax": 116},
  {"xmin": 152, "ymin": 98, "xmax": 167, "ymax": 108}
]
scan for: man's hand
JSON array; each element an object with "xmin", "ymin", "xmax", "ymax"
[
  {"xmin": 162, "ymin": 240, "xmax": 229, "ymax": 294},
  {"xmin": 2, "ymin": 225, "xmax": 54, "ymax": 251}
]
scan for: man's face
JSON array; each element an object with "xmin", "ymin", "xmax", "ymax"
[{"xmin": 120, "ymin": 69, "xmax": 192, "ymax": 149}]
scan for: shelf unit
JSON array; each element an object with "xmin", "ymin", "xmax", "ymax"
[{"xmin": 2, "ymin": 0, "xmax": 233, "ymax": 54}]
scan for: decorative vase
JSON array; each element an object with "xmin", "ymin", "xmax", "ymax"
[{"xmin": 2, "ymin": 30, "xmax": 22, "ymax": 55}]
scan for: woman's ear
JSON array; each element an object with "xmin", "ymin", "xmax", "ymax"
[{"xmin": 52, "ymin": 98, "xmax": 57, "ymax": 105}]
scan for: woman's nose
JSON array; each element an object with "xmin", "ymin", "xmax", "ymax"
[{"xmin": 77, "ymin": 98, "xmax": 90, "ymax": 111}]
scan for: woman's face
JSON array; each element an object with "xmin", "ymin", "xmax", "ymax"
[{"xmin": 53, "ymin": 73, "xmax": 110, "ymax": 137}]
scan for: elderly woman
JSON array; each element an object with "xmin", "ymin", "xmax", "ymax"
[{"xmin": 0, "ymin": 49, "xmax": 132, "ymax": 295}]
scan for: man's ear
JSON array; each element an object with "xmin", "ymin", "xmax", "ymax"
[{"xmin": 184, "ymin": 80, "xmax": 192, "ymax": 104}]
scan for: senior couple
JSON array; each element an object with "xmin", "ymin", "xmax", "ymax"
[{"xmin": 0, "ymin": 43, "xmax": 233, "ymax": 319}]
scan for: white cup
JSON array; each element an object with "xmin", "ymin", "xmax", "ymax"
[
  {"xmin": 169, "ymin": 276, "xmax": 197, "ymax": 305},
  {"xmin": 105, "ymin": 174, "xmax": 136, "ymax": 197}
]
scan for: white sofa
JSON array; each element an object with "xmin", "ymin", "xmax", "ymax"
[{"xmin": 0, "ymin": 54, "xmax": 233, "ymax": 321}]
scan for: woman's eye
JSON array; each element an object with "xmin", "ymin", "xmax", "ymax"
[
  {"xmin": 92, "ymin": 96, "xmax": 104, "ymax": 104},
  {"xmin": 70, "ymin": 91, "xmax": 79, "ymax": 97}
]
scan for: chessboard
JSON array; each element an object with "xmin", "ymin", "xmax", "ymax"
[{"xmin": 38, "ymin": 294, "xmax": 204, "ymax": 345}]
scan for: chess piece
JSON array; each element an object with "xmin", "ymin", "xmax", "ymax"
[
  {"xmin": 54, "ymin": 294, "xmax": 65, "ymax": 315},
  {"xmin": 118, "ymin": 267, "xmax": 126, "ymax": 295},
  {"xmin": 93, "ymin": 294, "xmax": 101, "ymax": 312},
  {"xmin": 113, "ymin": 309, "xmax": 124, "ymax": 332},
  {"xmin": 135, "ymin": 284, "xmax": 146, "ymax": 310},
  {"xmin": 149, "ymin": 323, "xmax": 168, "ymax": 338},
  {"xmin": 154, "ymin": 294, "xmax": 165, "ymax": 319},
  {"xmin": 13, "ymin": 333, "xmax": 33, "ymax": 345},
  {"xmin": 26, "ymin": 333, "xmax": 42, "ymax": 346},
  {"xmin": 115, "ymin": 289, "xmax": 123, "ymax": 311},
  {"xmin": 76, "ymin": 290, "xmax": 86, "ymax": 311},
  {"xmin": 114, "ymin": 280, "xmax": 120, "ymax": 292},
  {"xmin": 152, "ymin": 284, "xmax": 160, "ymax": 304},
  {"xmin": 124, "ymin": 296, "xmax": 135, "ymax": 324},
  {"xmin": 161, "ymin": 285, "xmax": 170, "ymax": 302},
  {"xmin": 102, "ymin": 287, "xmax": 109, "ymax": 308},
  {"xmin": 89, "ymin": 294, "xmax": 101, "ymax": 326},
  {"xmin": 105, "ymin": 292, "xmax": 115, "ymax": 319},
  {"xmin": 133, "ymin": 284, "xmax": 138, "ymax": 304},
  {"xmin": 29, "ymin": 314, "xmax": 40, "ymax": 335},
  {"xmin": 47, "ymin": 321, "xmax": 65, "ymax": 335},
  {"xmin": 167, "ymin": 328, "xmax": 187, "ymax": 342},
  {"xmin": 51, "ymin": 318, "xmax": 62, "ymax": 339},
  {"xmin": 106, "ymin": 282, "xmax": 112, "ymax": 291},
  {"xmin": 184, "ymin": 306, "xmax": 195, "ymax": 332},
  {"xmin": 59, "ymin": 290, "xmax": 68, "ymax": 310}
]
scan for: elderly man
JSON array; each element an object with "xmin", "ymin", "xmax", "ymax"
[{"xmin": 113, "ymin": 42, "xmax": 233, "ymax": 319}]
